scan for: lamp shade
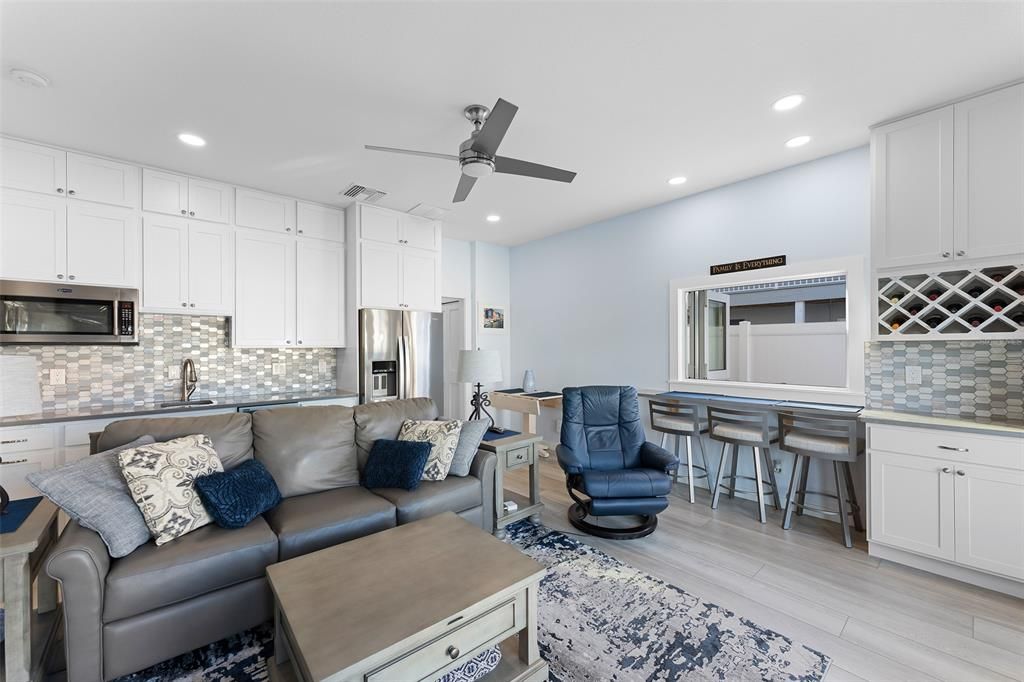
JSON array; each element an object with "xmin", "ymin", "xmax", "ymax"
[{"xmin": 457, "ymin": 350, "xmax": 503, "ymax": 384}]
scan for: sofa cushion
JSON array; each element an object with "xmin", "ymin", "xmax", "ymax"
[
  {"xmin": 103, "ymin": 516, "xmax": 278, "ymax": 622},
  {"xmin": 371, "ymin": 476, "xmax": 482, "ymax": 525},
  {"xmin": 264, "ymin": 486, "xmax": 396, "ymax": 561},
  {"xmin": 354, "ymin": 398, "xmax": 438, "ymax": 468},
  {"xmin": 97, "ymin": 412, "xmax": 254, "ymax": 469},
  {"xmin": 252, "ymin": 405, "xmax": 358, "ymax": 498}
]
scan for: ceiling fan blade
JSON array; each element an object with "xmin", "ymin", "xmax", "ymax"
[
  {"xmin": 494, "ymin": 156, "xmax": 577, "ymax": 183},
  {"xmin": 470, "ymin": 98, "xmax": 518, "ymax": 156},
  {"xmin": 364, "ymin": 145, "xmax": 458, "ymax": 162},
  {"xmin": 453, "ymin": 174, "xmax": 477, "ymax": 203}
]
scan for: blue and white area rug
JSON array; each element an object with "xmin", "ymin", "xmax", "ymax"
[
  {"xmin": 115, "ymin": 521, "xmax": 829, "ymax": 681},
  {"xmin": 505, "ymin": 520, "xmax": 831, "ymax": 682}
]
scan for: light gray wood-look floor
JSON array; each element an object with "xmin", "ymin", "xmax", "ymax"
[{"xmin": 504, "ymin": 458, "xmax": 1024, "ymax": 682}]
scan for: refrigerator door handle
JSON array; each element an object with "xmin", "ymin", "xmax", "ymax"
[{"xmin": 397, "ymin": 336, "xmax": 407, "ymax": 399}]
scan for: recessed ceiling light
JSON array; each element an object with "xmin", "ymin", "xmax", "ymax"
[
  {"xmin": 486, "ymin": 214, "xmax": 501, "ymax": 223},
  {"xmin": 9, "ymin": 68, "xmax": 49, "ymax": 88},
  {"xmin": 772, "ymin": 94, "xmax": 804, "ymax": 112},
  {"xmin": 177, "ymin": 133, "xmax": 206, "ymax": 147},
  {"xmin": 785, "ymin": 135, "xmax": 811, "ymax": 148},
  {"xmin": 667, "ymin": 176, "xmax": 687, "ymax": 185}
]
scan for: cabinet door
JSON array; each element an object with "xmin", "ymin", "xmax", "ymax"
[
  {"xmin": 188, "ymin": 222, "xmax": 234, "ymax": 314},
  {"xmin": 188, "ymin": 178, "xmax": 232, "ymax": 224},
  {"xmin": 954, "ymin": 465, "xmax": 1024, "ymax": 579},
  {"xmin": 142, "ymin": 215, "xmax": 188, "ymax": 311},
  {"xmin": 142, "ymin": 169, "xmax": 188, "ymax": 216},
  {"xmin": 360, "ymin": 205, "xmax": 401, "ymax": 245},
  {"xmin": 297, "ymin": 202, "xmax": 344, "ymax": 242},
  {"xmin": 0, "ymin": 138, "xmax": 66, "ymax": 196},
  {"xmin": 296, "ymin": 239, "xmax": 345, "ymax": 346},
  {"xmin": 234, "ymin": 229, "xmax": 295, "ymax": 347},
  {"xmin": 400, "ymin": 215, "xmax": 440, "ymax": 251},
  {"xmin": 0, "ymin": 190, "xmax": 66, "ymax": 282},
  {"xmin": 401, "ymin": 248, "xmax": 440, "ymax": 312},
  {"xmin": 359, "ymin": 242, "xmax": 401, "ymax": 309},
  {"xmin": 954, "ymin": 83, "xmax": 1024, "ymax": 260},
  {"xmin": 869, "ymin": 451, "xmax": 955, "ymax": 561},
  {"xmin": 0, "ymin": 449, "xmax": 56, "ymax": 501},
  {"xmin": 235, "ymin": 189, "xmax": 296, "ymax": 233},
  {"xmin": 66, "ymin": 153, "xmax": 139, "ymax": 207},
  {"xmin": 66, "ymin": 203, "xmax": 139, "ymax": 286},
  {"xmin": 872, "ymin": 107, "xmax": 954, "ymax": 269}
]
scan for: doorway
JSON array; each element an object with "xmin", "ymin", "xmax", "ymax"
[{"xmin": 442, "ymin": 298, "xmax": 470, "ymax": 418}]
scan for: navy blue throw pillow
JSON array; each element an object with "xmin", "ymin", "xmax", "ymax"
[
  {"xmin": 363, "ymin": 439, "xmax": 432, "ymax": 490},
  {"xmin": 195, "ymin": 460, "xmax": 282, "ymax": 529}
]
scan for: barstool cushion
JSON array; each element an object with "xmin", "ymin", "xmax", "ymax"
[
  {"xmin": 711, "ymin": 423, "xmax": 777, "ymax": 443},
  {"xmin": 578, "ymin": 468, "xmax": 673, "ymax": 499},
  {"xmin": 653, "ymin": 415, "xmax": 707, "ymax": 433},
  {"xmin": 784, "ymin": 432, "xmax": 861, "ymax": 457}
]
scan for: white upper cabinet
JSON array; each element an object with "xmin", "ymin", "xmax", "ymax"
[
  {"xmin": 235, "ymin": 188, "xmax": 296, "ymax": 233},
  {"xmin": 353, "ymin": 204, "xmax": 442, "ymax": 312},
  {"xmin": 954, "ymin": 83, "xmax": 1024, "ymax": 261},
  {"xmin": 143, "ymin": 216, "xmax": 188, "ymax": 311},
  {"xmin": 142, "ymin": 217, "xmax": 233, "ymax": 314},
  {"xmin": 872, "ymin": 106, "xmax": 954, "ymax": 270},
  {"xmin": 359, "ymin": 205, "xmax": 401, "ymax": 244},
  {"xmin": 66, "ymin": 202, "xmax": 139, "ymax": 287},
  {"xmin": 0, "ymin": 190, "xmax": 66, "ymax": 282},
  {"xmin": 297, "ymin": 202, "xmax": 344, "ymax": 242},
  {"xmin": 233, "ymin": 228, "xmax": 296, "ymax": 347},
  {"xmin": 296, "ymin": 239, "xmax": 345, "ymax": 346},
  {"xmin": 1, "ymin": 138, "xmax": 67, "ymax": 196},
  {"xmin": 401, "ymin": 248, "xmax": 441, "ymax": 312},
  {"xmin": 187, "ymin": 222, "xmax": 234, "ymax": 313},
  {"xmin": 143, "ymin": 169, "xmax": 230, "ymax": 223},
  {"xmin": 359, "ymin": 242, "xmax": 402, "ymax": 309},
  {"xmin": 66, "ymin": 153, "xmax": 139, "ymax": 207},
  {"xmin": 401, "ymin": 214, "xmax": 440, "ymax": 251}
]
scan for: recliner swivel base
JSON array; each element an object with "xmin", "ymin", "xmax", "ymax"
[{"xmin": 567, "ymin": 502, "xmax": 658, "ymax": 540}]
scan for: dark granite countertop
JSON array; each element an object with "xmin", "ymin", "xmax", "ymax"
[{"xmin": 0, "ymin": 389, "xmax": 360, "ymax": 427}]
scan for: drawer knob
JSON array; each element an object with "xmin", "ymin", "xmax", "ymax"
[
  {"xmin": 937, "ymin": 445, "xmax": 968, "ymax": 452},
  {"xmin": 446, "ymin": 645, "xmax": 460, "ymax": 660},
  {"xmin": 1, "ymin": 438, "xmax": 29, "ymax": 445},
  {"xmin": 956, "ymin": 470, "xmax": 966, "ymax": 477},
  {"xmin": 0, "ymin": 456, "xmax": 29, "ymax": 465},
  {"xmin": 941, "ymin": 466, "xmax": 952, "ymax": 474}
]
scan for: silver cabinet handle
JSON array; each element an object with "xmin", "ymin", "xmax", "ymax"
[
  {"xmin": 189, "ymin": 303, "xmax": 195, "ymax": 308},
  {"xmin": 57, "ymin": 274, "xmax": 64, "ymax": 279},
  {"xmin": 297, "ymin": 340, "xmax": 303, "ymax": 344},
  {"xmin": 938, "ymin": 445, "xmax": 968, "ymax": 452},
  {"xmin": 956, "ymin": 250, "xmax": 966, "ymax": 257},
  {"xmin": 298, "ymin": 229, "xmax": 304, "ymax": 234},
  {"xmin": 285, "ymin": 340, "xmax": 291, "ymax": 344},
  {"xmin": 68, "ymin": 189, "xmax": 77, "ymax": 196},
  {"xmin": 446, "ymin": 645, "xmax": 459, "ymax": 660},
  {"xmin": 56, "ymin": 187, "xmax": 64, "ymax": 194},
  {"xmin": 941, "ymin": 252, "xmax": 950, "ymax": 258},
  {"xmin": 956, "ymin": 470, "xmax": 966, "ymax": 476},
  {"xmin": 1, "ymin": 438, "xmax": 29, "ymax": 445},
  {"xmin": 181, "ymin": 302, "xmax": 187, "ymax": 307},
  {"xmin": 941, "ymin": 466, "xmax": 952, "ymax": 474},
  {"xmin": 0, "ymin": 457, "xmax": 29, "ymax": 465},
  {"xmin": 68, "ymin": 275, "xmax": 76, "ymax": 280},
  {"xmin": 181, "ymin": 209, "xmax": 187, "ymax": 215},
  {"xmin": 286, "ymin": 227, "xmax": 292, "ymax": 232}
]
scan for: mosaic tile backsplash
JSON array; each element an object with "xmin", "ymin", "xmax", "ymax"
[
  {"xmin": 865, "ymin": 340, "xmax": 1024, "ymax": 423},
  {"xmin": 0, "ymin": 314, "xmax": 338, "ymax": 412}
]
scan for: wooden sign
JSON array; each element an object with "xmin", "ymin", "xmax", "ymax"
[{"xmin": 710, "ymin": 255, "xmax": 787, "ymax": 276}]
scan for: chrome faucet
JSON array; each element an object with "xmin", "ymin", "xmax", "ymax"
[{"xmin": 180, "ymin": 358, "xmax": 198, "ymax": 402}]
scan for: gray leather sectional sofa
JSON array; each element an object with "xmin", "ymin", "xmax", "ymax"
[{"xmin": 46, "ymin": 398, "xmax": 497, "ymax": 682}]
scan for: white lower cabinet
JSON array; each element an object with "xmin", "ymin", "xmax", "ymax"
[{"xmin": 868, "ymin": 423, "xmax": 1024, "ymax": 586}]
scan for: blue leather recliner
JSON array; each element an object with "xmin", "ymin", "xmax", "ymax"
[{"xmin": 556, "ymin": 386, "xmax": 679, "ymax": 539}]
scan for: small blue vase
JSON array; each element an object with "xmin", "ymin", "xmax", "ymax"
[{"xmin": 523, "ymin": 369, "xmax": 536, "ymax": 392}]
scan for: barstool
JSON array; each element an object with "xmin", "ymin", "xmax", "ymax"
[
  {"xmin": 778, "ymin": 412, "xmax": 864, "ymax": 548},
  {"xmin": 648, "ymin": 400, "xmax": 712, "ymax": 503},
  {"xmin": 708, "ymin": 406, "xmax": 782, "ymax": 523}
]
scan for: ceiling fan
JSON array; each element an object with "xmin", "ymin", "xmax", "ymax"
[{"xmin": 365, "ymin": 98, "xmax": 577, "ymax": 203}]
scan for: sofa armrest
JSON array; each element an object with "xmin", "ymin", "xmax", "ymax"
[
  {"xmin": 640, "ymin": 441, "xmax": 679, "ymax": 474},
  {"xmin": 469, "ymin": 449, "xmax": 497, "ymax": 533},
  {"xmin": 47, "ymin": 521, "xmax": 110, "ymax": 682}
]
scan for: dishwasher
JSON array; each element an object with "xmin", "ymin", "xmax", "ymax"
[{"xmin": 238, "ymin": 401, "xmax": 299, "ymax": 414}]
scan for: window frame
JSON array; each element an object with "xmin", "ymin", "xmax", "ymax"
[{"xmin": 668, "ymin": 256, "xmax": 868, "ymax": 404}]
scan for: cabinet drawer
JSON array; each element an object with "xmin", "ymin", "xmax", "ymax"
[
  {"xmin": 0, "ymin": 447, "xmax": 56, "ymax": 500},
  {"xmin": 366, "ymin": 596, "xmax": 519, "ymax": 682},
  {"xmin": 64, "ymin": 419, "xmax": 113, "ymax": 447},
  {"xmin": 505, "ymin": 445, "xmax": 533, "ymax": 470},
  {"xmin": 869, "ymin": 424, "xmax": 1024, "ymax": 470},
  {"xmin": 0, "ymin": 425, "xmax": 55, "ymax": 454}
]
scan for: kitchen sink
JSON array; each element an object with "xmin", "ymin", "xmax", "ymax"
[{"xmin": 159, "ymin": 399, "xmax": 216, "ymax": 409}]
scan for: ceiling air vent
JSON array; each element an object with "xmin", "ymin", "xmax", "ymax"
[
  {"xmin": 341, "ymin": 183, "xmax": 387, "ymax": 203},
  {"xmin": 408, "ymin": 203, "xmax": 450, "ymax": 221}
]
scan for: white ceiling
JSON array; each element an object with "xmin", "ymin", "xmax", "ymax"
[{"xmin": 2, "ymin": 1, "xmax": 1022, "ymax": 245}]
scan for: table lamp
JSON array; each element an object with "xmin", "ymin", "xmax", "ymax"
[{"xmin": 457, "ymin": 350, "xmax": 503, "ymax": 429}]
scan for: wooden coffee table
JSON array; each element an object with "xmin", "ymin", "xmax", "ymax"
[{"xmin": 266, "ymin": 512, "xmax": 548, "ymax": 682}]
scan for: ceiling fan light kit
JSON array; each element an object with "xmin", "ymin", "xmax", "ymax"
[{"xmin": 365, "ymin": 97, "xmax": 577, "ymax": 203}]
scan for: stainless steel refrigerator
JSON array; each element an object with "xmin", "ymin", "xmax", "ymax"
[{"xmin": 358, "ymin": 308, "xmax": 443, "ymax": 406}]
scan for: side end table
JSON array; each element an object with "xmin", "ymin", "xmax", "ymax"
[{"xmin": 479, "ymin": 433, "xmax": 544, "ymax": 539}]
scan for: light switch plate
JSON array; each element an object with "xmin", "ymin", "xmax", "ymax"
[
  {"xmin": 49, "ymin": 368, "xmax": 66, "ymax": 385},
  {"xmin": 167, "ymin": 365, "xmax": 179, "ymax": 381},
  {"xmin": 905, "ymin": 365, "xmax": 923, "ymax": 385},
  {"xmin": 272, "ymin": 362, "xmax": 286, "ymax": 376}
]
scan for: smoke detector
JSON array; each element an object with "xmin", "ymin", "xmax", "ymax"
[
  {"xmin": 10, "ymin": 68, "xmax": 50, "ymax": 88},
  {"xmin": 340, "ymin": 183, "xmax": 387, "ymax": 203}
]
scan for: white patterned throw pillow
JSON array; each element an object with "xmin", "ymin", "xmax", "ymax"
[
  {"xmin": 118, "ymin": 434, "xmax": 224, "ymax": 545},
  {"xmin": 398, "ymin": 419, "xmax": 463, "ymax": 481}
]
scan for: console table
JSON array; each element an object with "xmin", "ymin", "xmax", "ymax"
[{"xmin": 480, "ymin": 433, "xmax": 544, "ymax": 539}]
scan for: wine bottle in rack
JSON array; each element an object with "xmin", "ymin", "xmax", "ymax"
[
  {"xmin": 907, "ymin": 306, "xmax": 921, "ymax": 316},
  {"xmin": 889, "ymin": 317, "xmax": 906, "ymax": 331},
  {"xmin": 926, "ymin": 289, "xmax": 943, "ymax": 301},
  {"xmin": 967, "ymin": 315, "xmax": 984, "ymax": 328},
  {"xmin": 889, "ymin": 294, "xmax": 902, "ymax": 305},
  {"xmin": 967, "ymin": 287, "xmax": 984, "ymax": 298},
  {"xmin": 989, "ymin": 299, "xmax": 1007, "ymax": 312},
  {"xmin": 992, "ymin": 273, "xmax": 1005, "ymax": 282},
  {"xmin": 1012, "ymin": 312, "xmax": 1024, "ymax": 326},
  {"xmin": 924, "ymin": 315, "xmax": 944, "ymax": 328},
  {"xmin": 947, "ymin": 303, "xmax": 963, "ymax": 314}
]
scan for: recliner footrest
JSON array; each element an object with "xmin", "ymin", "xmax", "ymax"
[{"xmin": 588, "ymin": 496, "xmax": 669, "ymax": 517}]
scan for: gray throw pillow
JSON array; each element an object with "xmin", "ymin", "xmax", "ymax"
[
  {"xmin": 445, "ymin": 418, "xmax": 488, "ymax": 477},
  {"xmin": 27, "ymin": 435, "xmax": 156, "ymax": 558}
]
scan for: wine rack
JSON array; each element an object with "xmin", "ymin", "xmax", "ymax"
[{"xmin": 876, "ymin": 264, "xmax": 1024, "ymax": 339}]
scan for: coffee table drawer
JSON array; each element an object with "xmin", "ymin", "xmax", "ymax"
[
  {"xmin": 366, "ymin": 595, "xmax": 519, "ymax": 682},
  {"xmin": 505, "ymin": 445, "xmax": 533, "ymax": 470}
]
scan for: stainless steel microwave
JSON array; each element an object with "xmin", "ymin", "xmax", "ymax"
[{"xmin": 0, "ymin": 280, "xmax": 138, "ymax": 345}]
